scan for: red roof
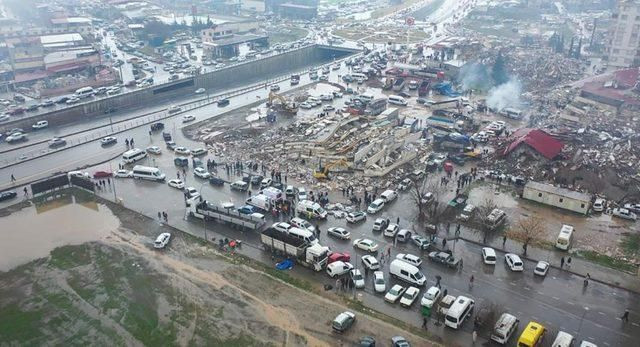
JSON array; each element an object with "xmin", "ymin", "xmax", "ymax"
[{"xmin": 503, "ymin": 128, "xmax": 564, "ymax": 160}]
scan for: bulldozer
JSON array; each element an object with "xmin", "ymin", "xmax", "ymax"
[
  {"xmin": 267, "ymin": 91, "xmax": 298, "ymax": 115},
  {"xmin": 313, "ymin": 159, "xmax": 350, "ymax": 179}
]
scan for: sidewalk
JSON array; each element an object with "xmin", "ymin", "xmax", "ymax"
[{"xmin": 448, "ymin": 225, "xmax": 640, "ymax": 294}]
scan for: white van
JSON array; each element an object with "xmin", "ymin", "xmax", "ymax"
[
  {"xmin": 555, "ymin": 224, "xmax": 574, "ymax": 250},
  {"xmin": 260, "ymin": 187, "xmax": 283, "ymax": 202},
  {"xmin": 389, "ymin": 259, "xmax": 426, "ymax": 286},
  {"xmin": 552, "ymin": 331, "xmax": 575, "ymax": 347},
  {"xmin": 246, "ymin": 194, "xmax": 272, "ymax": 211},
  {"xmin": 230, "ymin": 180, "xmax": 249, "ymax": 191},
  {"xmin": 445, "ymin": 296, "xmax": 475, "ymax": 329},
  {"xmin": 75, "ymin": 87, "xmax": 95, "ymax": 99},
  {"xmin": 490, "ymin": 313, "xmax": 519, "ymax": 344},
  {"xmin": 122, "ymin": 148, "xmax": 147, "ymax": 164},
  {"xmin": 388, "ymin": 95, "xmax": 407, "ymax": 106},
  {"xmin": 359, "ymin": 93, "xmax": 374, "ymax": 102},
  {"xmin": 287, "ymin": 227, "xmax": 318, "ymax": 245},
  {"xmin": 296, "ymin": 200, "xmax": 327, "ymax": 219},
  {"xmin": 132, "ymin": 165, "xmax": 165, "ymax": 181},
  {"xmin": 380, "ymin": 189, "xmax": 398, "ymax": 203}
]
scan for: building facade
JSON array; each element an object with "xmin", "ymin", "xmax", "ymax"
[
  {"xmin": 522, "ymin": 181, "xmax": 592, "ymax": 215},
  {"xmin": 606, "ymin": 0, "xmax": 640, "ymax": 69}
]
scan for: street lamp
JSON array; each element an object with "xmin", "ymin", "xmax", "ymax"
[
  {"xmin": 198, "ymin": 181, "xmax": 208, "ymax": 242},
  {"xmin": 578, "ymin": 306, "xmax": 590, "ymax": 334}
]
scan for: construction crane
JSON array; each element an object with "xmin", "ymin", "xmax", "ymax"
[
  {"xmin": 313, "ymin": 159, "xmax": 350, "ymax": 179},
  {"xmin": 267, "ymin": 91, "xmax": 298, "ymax": 115}
]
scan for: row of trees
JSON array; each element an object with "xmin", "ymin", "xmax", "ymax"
[{"xmin": 408, "ymin": 177, "xmax": 546, "ymax": 252}]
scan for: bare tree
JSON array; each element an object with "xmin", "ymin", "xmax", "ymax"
[
  {"xmin": 409, "ymin": 177, "xmax": 448, "ymax": 236},
  {"xmin": 474, "ymin": 300, "xmax": 500, "ymax": 335},
  {"xmin": 516, "ymin": 215, "xmax": 546, "ymax": 255},
  {"xmin": 474, "ymin": 197, "xmax": 498, "ymax": 243}
]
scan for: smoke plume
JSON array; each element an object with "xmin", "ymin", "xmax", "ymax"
[
  {"xmin": 486, "ymin": 78, "xmax": 522, "ymax": 110},
  {"xmin": 458, "ymin": 63, "xmax": 491, "ymax": 91}
]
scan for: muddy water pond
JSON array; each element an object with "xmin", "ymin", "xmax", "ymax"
[{"xmin": 0, "ymin": 193, "xmax": 119, "ymax": 272}]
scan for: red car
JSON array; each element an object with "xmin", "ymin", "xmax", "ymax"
[
  {"xmin": 328, "ymin": 252, "xmax": 351, "ymax": 264},
  {"xmin": 8, "ymin": 107, "xmax": 25, "ymax": 115},
  {"xmin": 93, "ymin": 171, "xmax": 113, "ymax": 178}
]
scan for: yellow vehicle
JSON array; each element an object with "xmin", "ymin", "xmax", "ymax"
[
  {"xmin": 267, "ymin": 91, "xmax": 298, "ymax": 114},
  {"xmin": 517, "ymin": 321, "xmax": 546, "ymax": 347},
  {"xmin": 313, "ymin": 159, "xmax": 350, "ymax": 179}
]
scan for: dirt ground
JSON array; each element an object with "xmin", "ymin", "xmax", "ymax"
[{"xmin": 0, "ymin": 199, "xmax": 435, "ymax": 346}]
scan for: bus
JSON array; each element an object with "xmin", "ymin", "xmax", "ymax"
[
  {"xmin": 74, "ymin": 87, "xmax": 95, "ymax": 99},
  {"xmin": 364, "ymin": 98, "xmax": 387, "ymax": 116},
  {"xmin": 444, "ymin": 296, "xmax": 475, "ymax": 329},
  {"xmin": 388, "ymin": 95, "xmax": 407, "ymax": 106},
  {"xmin": 499, "ymin": 107, "xmax": 523, "ymax": 119},
  {"xmin": 555, "ymin": 224, "xmax": 574, "ymax": 250},
  {"xmin": 132, "ymin": 165, "xmax": 166, "ymax": 182},
  {"xmin": 122, "ymin": 148, "xmax": 147, "ymax": 164}
]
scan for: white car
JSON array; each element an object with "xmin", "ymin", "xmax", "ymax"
[
  {"xmin": 113, "ymin": 169, "xmax": 132, "ymax": 178},
  {"xmin": 481, "ymin": 247, "xmax": 497, "ymax": 265},
  {"xmin": 592, "ymin": 198, "xmax": 605, "ymax": 212},
  {"xmin": 383, "ymin": 223, "xmax": 399, "ymax": 237},
  {"xmin": 458, "ymin": 204, "xmax": 476, "ymax": 221},
  {"xmin": 185, "ymin": 187, "xmax": 200, "ymax": 199},
  {"xmin": 195, "ymin": 88, "xmax": 206, "ymax": 94},
  {"xmin": 399, "ymin": 286, "xmax": 420, "ymax": 307},
  {"xmin": 174, "ymin": 146, "xmax": 191, "ymax": 155},
  {"xmin": 421, "ymin": 286, "xmax": 441, "ymax": 308},
  {"xmin": 191, "ymin": 148, "xmax": 207, "ymax": 156},
  {"xmin": 154, "ymin": 232, "xmax": 171, "ymax": 249},
  {"xmin": 612, "ymin": 208, "xmax": 637, "ymax": 221},
  {"xmin": 300, "ymin": 102, "xmax": 312, "ymax": 109},
  {"xmin": 146, "ymin": 146, "xmax": 161, "ymax": 154},
  {"xmin": 194, "ymin": 167, "xmax": 211, "ymax": 179},
  {"xmin": 367, "ymin": 198, "xmax": 385, "ymax": 214},
  {"xmin": 168, "ymin": 179, "xmax": 185, "ymax": 189},
  {"xmin": 361, "ymin": 255, "xmax": 380, "ymax": 271},
  {"xmin": 346, "ymin": 211, "xmax": 366, "ymax": 223},
  {"xmin": 182, "ymin": 115, "xmax": 196, "ymax": 123},
  {"xmin": 100, "ymin": 136, "xmax": 117, "ymax": 146},
  {"xmin": 353, "ymin": 238, "xmax": 379, "ymax": 252},
  {"xmin": 350, "ymin": 269, "xmax": 365, "ymax": 289},
  {"xmin": 395, "ymin": 253, "xmax": 422, "ymax": 267},
  {"xmin": 373, "ymin": 271, "xmax": 386, "ymax": 293},
  {"xmin": 297, "ymin": 188, "xmax": 307, "ymax": 200},
  {"xmin": 272, "ymin": 222, "xmax": 292, "ymax": 233},
  {"xmin": 326, "ymin": 261, "xmax": 353, "ymax": 277},
  {"xmin": 0, "ymin": 114, "xmax": 10, "ymax": 123},
  {"xmin": 327, "ymin": 227, "xmax": 351, "ymax": 240},
  {"xmin": 6, "ymin": 132, "xmax": 26, "ymax": 143},
  {"xmin": 32, "ymin": 120, "xmax": 49, "ymax": 130},
  {"xmin": 384, "ymin": 284, "xmax": 406, "ymax": 303},
  {"xmin": 168, "ymin": 105, "xmax": 181, "ymax": 113},
  {"xmin": 534, "ymin": 261, "xmax": 550, "ymax": 276},
  {"xmin": 505, "ymin": 253, "xmax": 524, "ymax": 272},
  {"xmin": 433, "ymin": 154, "xmax": 447, "ymax": 165},
  {"xmin": 289, "ymin": 217, "xmax": 316, "ymax": 233},
  {"xmin": 323, "ymin": 105, "xmax": 335, "ymax": 112},
  {"xmin": 269, "ymin": 84, "xmax": 280, "ymax": 91}
]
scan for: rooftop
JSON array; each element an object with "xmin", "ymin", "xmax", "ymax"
[
  {"xmin": 525, "ymin": 181, "xmax": 592, "ymax": 202},
  {"xmin": 40, "ymin": 33, "xmax": 84, "ymax": 45},
  {"xmin": 50, "ymin": 17, "xmax": 92, "ymax": 25},
  {"xmin": 503, "ymin": 128, "xmax": 564, "ymax": 160}
]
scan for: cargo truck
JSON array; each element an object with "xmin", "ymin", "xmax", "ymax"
[{"xmin": 261, "ymin": 228, "xmax": 329, "ymax": 271}]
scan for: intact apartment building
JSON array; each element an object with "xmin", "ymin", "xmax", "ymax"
[{"xmin": 606, "ymin": 0, "xmax": 640, "ymax": 69}]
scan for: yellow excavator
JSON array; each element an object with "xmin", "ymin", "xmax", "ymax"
[
  {"xmin": 313, "ymin": 159, "xmax": 350, "ymax": 179},
  {"xmin": 267, "ymin": 91, "xmax": 298, "ymax": 114}
]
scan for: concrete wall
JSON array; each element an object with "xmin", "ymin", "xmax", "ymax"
[{"xmin": 1, "ymin": 45, "xmax": 358, "ymax": 133}]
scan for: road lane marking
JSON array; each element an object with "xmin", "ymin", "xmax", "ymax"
[
  {"xmin": 632, "ymin": 322, "xmax": 640, "ymax": 327},
  {"xmin": 598, "ymin": 311, "xmax": 605, "ymax": 315},
  {"xmin": 567, "ymin": 301, "xmax": 575, "ymax": 305},
  {"xmin": 603, "ymin": 342, "xmax": 610, "ymax": 346},
  {"xmin": 523, "ymin": 286, "xmax": 530, "ymax": 290},
  {"xmin": 510, "ymin": 282, "xmax": 517, "ymax": 286},
  {"xmin": 537, "ymin": 291, "xmax": 544, "ymax": 295},
  {"xmin": 552, "ymin": 296, "xmax": 560, "ymax": 300}
]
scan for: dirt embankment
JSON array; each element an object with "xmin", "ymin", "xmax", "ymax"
[{"xmin": 0, "ymin": 202, "xmax": 435, "ymax": 346}]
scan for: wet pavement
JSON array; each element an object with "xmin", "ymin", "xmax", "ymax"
[{"xmin": 0, "ymin": 192, "xmax": 119, "ymax": 271}]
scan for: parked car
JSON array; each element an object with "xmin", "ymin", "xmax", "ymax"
[
  {"xmin": 391, "ymin": 336, "xmax": 411, "ymax": 347},
  {"xmin": 328, "ymin": 252, "xmax": 350, "ymax": 264},
  {"xmin": 612, "ymin": 208, "xmax": 637, "ymax": 221},
  {"xmin": 146, "ymin": 146, "xmax": 161, "ymax": 154},
  {"xmin": 373, "ymin": 218, "xmax": 389, "ymax": 231},
  {"xmin": 399, "ymin": 286, "xmax": 420, "ymax": 307},
  {"xmin": 194, "ymin": 167, "xmax": 211, "ymax": 179},
  {"xmin": 350, "ymin": 269, "xmax": 365, "ymax": 289},
  {"xmin": 373, "ymin": 270, "xmax": 386, "ymax": 293},
  {"xmin": 174, "ymin": 147, "xmax": 191, "ymax": 155},
  {"xmin": 353, "ymin": 238, "xmax": 379, "ymax": 252},
  {"xmin": 411, "ymin": 235, "xmax": 430, "ymax": 250},
  {"xmin": 0, "ymin": 190, "xmax": 17, "ymax": 202},
  {"xmin": 331, "ymin": 311, "xmax": 356, "ymax": 333},
  {"xmin": 428, "ymin": 251, "xmax": 460, "ymax": 268},
  {"xmin": 346, "ymin": 211, "xmax": 366, "ymax": 223},
  {"xmin": 326, "ymin": 261, "xmax": 353, "ymax": 277},
  {"xmin": 396, "ymin": 253, "xmax": 422, "ymax": 267},
  {"xmin": 6, "ymin": 132, "xmax": 27, "ymax": 143},
  {"xmin": 534, "ymin": 261, "xmax": 549, "ymax": 276},
  {"xmin": 421, "ymin": 286, "xmax": 441, "ymax": 309},
  {"xmin": 114, "ymin": 170, "xmax": 132, "ymax": 178},
  {"xmin": 361, "ymin": 255, "xmax": 380, "ymax": 271},
  {"xmin": 505, "ymin": 253, "xmax": 524, "ymax": 271},
  {"xmin": 384, "ymin": 284, "xmax": 406, "ymax": 303},
  {"xmin": 154, "ymin": 233, "xmax": 171, "ymax": 249},
  {"xmin": 481, "ymin": 247, "xmax": 497, "ymax": 265},
  {"xmin": 93, "ymin": 171, "xmax": 113, "ymax": 178},
  {"xmin": 168, "ymin": 179, "xmax": 185, "ymax": 189},
  {"xmin": 327, "ymin": 227, "xmax": 351, "ymax": 240}
]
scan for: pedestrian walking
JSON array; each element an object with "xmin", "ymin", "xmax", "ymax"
[
  {"xmin": 469, "ymin": 275, "xmax": 474, "ymax": 288},
  {"xmin": 621, "ymin": 310, "xmax": 630, "ymax": 322},
  {"xmin": 560, "ymin": 257, "xmax": 565, "ymax": 268},
  {"xmin": 163, "ymin": 211, "xmax": 168, "ymax": 222},
  {"xmin": 443, "ymin": 288, "xmax": 448, "ymax": 297},
  {"xmin": 502, "ymin": 235, "xmax": 507, "ymax": 247},
  {"xmin": 396, "ymin": 216, "xmax": 400, "ymax": 224},
  {"xmin": 387, "ymin": 246, "xmax": 391, "ymax": 257},
  {"xmin": 23, "ymin": 187, "xmax": 28, "ymax": 197},
  {"xmin": 158, "ymin": 211, "xmax": 162, "ymax": 220},
  {"xmin": 422, "ymin": 317, "xmax": 428, "ymax": 330},
  {"xmin": 10, "ymin": 174, "xmax": 16, "ymax": 182},
  {"xmin": 442, "ymin": 238, "xmax": 447, "ymax": 248},
  {"xmin": 567, "ymin": 256, "xmax": 572, "ymax": 268},
  {"xmin": 177, "ymin": 171, "xmax": 180, "ymax": 179},
  {"xmin": 472, "ymin": 330, "xmax": 477, "ymax": 344},
  {"xmin": 435, "ymin": 275, "xmax": 441, "ymax": 288}
]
